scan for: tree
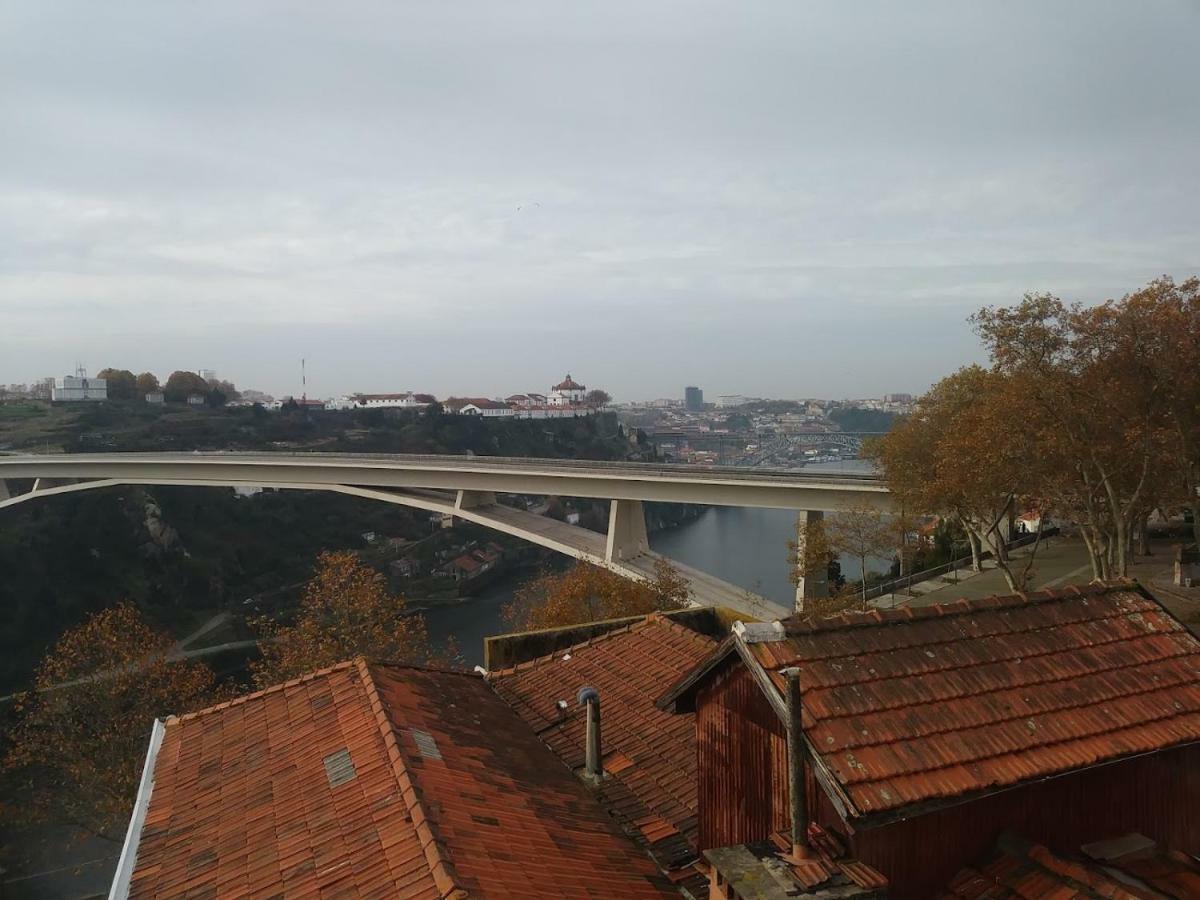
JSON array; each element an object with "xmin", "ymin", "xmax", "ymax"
[
  {"xmin": 503, "ymin": 558, "xmax": 690, "ymax": 631},
  {"xmin": 135, "ymin": 372, "xmax": 160, "ymax": 396},
  {"xmin": 725, "ymin": 412, "xmax": 753, "ymax": 432},
  {"xmin": 96, "ymin": 368, "xmax": 137, "ymax": 401},
  {"xmin": 825, "ymin": 504, "xmax": 891, "ymax": 607},
  {"xmin": 2, "ymin": 604, "xmax": 226, "ymax": 840},
  {"xmin": 208, "ymin": 378, "xmax": 241, "ymax": 403},
  {"xmin": 1113, "ymin": 277, "xmax": 1200, "ymax": 545},
  {"xmin": 251, "ymin": 551, "xmax": 430, "ymax": 687},
  {"xmin": 163, "ymin": 370, "xmax": 210, "ymax": 402},
  {"xmin": 872, "ymin": 367, "xmax": 1044, "ymax": 590},
  {"xmin": 585, "ymin": 389, "xmax": 612, "ymax": 408},
  {"xmin": 972, "ymin": 290, "xmax": 1172, "ymax": 578}
]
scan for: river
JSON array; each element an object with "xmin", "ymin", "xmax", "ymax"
[{"xmin": 425, "ymin": 460, "xmax": 881, "ymax": 666}]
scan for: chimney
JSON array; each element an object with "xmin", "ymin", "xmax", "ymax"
[
  {"xmin": 782, "ymin": 666, "xmax": 812, "ymax": 860},
  {"xmin": 576, "ymin": 685, "xmax": 602, "ymax": 780}
]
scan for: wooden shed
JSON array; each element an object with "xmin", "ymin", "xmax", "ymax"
[{"xmin": 660, "ymin": 582, "xmax": 1200, "ymax": 899}]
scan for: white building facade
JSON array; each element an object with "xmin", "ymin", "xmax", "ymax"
[
  {"xmin": 548, "ymin": 375, "xmax": 586, "ymax": 406},
  {"xmin": 337, "ymin": 392, "xmax": 436, "ymax": 410},
  {"xmin": 52, "ymin": 374, "xmax": 107, "ymax": 402}
]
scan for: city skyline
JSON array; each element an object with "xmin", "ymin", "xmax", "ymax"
[{"xmin": 3, "ymin": 2, "xmax": 1198, "ymax": 398}]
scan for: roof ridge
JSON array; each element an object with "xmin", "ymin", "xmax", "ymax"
[
  {"xmin": 488, "ymin": 612, "xmax": 711, "ymax": 678},
  {"xmin": 354, "ymin": 658, "xmax": 469, "ymax": 900},
  {"xmin": 368, "ymin": 658, "xmax": 480, "ymax": 678},
  {"xmin": 170, "ymin": 659, "xmax": 359, "ymax": 723},
  {"xmin": 652, "ymin": 612, "xmax": 722, "ymax": 648},
  {"xmin": 782, "ymin": 580, "xmax": 1139, "ymax": 637},
  {"xmin": 488, "ymin": 621, "xmax": 642, "ymax": 677}
]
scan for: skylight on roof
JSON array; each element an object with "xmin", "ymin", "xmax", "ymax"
[
  {"xmin": 409, "ymin": 728, "xmax": 443, "ymax": 761},
  {"xmin": 323, "ymin": 749, "xmax": 357, "ymax": 787}
]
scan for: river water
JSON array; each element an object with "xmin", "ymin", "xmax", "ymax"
[{"xmin": 425, "ymin": 460, "xmax": 879, "ymax": 666}]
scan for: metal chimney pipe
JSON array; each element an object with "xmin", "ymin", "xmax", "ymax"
[
  {"xmin": 577, "ymin": 686, "xmax": 602, "ymax": 779},
  {"xmin": 782, "ymin": 666, "xmax": 811, "ymax": 859}
]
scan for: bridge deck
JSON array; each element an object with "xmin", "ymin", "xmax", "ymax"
[
  {"xmin": 0, "ymin": 451, "xmax": 888, "ymax": 512},
  {"xmin": 0, "ymin": 452, "xmax": 862, "ymax": 621}
]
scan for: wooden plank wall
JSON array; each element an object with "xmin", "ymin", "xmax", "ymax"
[
  {"xmin": 851, "ymin": 742, "xmax": 1200, "ymax": 900},
  {"xmin": 696, "ymin": 660, "xmax": 1200, "ymax": 900},
  {"xmin": 696, "ymin": 663, "xmax": 790, "ymax": 849}
]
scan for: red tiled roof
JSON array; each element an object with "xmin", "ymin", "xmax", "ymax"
[
  {"xmin": 489, "ymin": 615, "xmax": 716, "ymax": 866},
  {"xmin": 448, "ymin": 554, "xmax": 481, "ymax": 572},
  {"xmin": 554, "ymin": 374, "xmax": 585, "ymax": 391},
  {"xmin": 742, "ymin": 583, "xmax": 1200, "ymax": 822},
  {"xmin": 125, "ymin": 659, "xmax": 675, "ymax": 898},
  {"xmin": 941, "ymin": 831, "xmax": 1200, "ymax": 899}
]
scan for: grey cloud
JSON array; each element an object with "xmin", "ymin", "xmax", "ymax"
[{"xmin": 1, "ymin": 1, "xmax": 1197, "ymax": 399}]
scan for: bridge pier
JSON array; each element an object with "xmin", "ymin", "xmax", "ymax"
[
  {"xmin": 605, "ymin": 499, "xmax": 649, "ymax": 562},
  {"xmin": 0, "ymin": 480, "xmax": 9, "ymax": 501},
  {"xmin": 794, "ymin": 509, "xmax": 828, "ymax": 613},
  {"xmin": 455, "ymin": 489, "xmax": 496, "ymax": 511}
]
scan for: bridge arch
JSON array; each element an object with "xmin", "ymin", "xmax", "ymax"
[{"xmin": 1, "ymin": 453, "xmax": 891, "ymax": 619}]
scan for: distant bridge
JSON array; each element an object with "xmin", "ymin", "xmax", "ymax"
[
  {"xmin": 0, "ymin": 452, "xmax": 891, "ymax": 619},
  {"xmin": 647, "ymin": 429, "xmax": 885, "ymax": 449}
]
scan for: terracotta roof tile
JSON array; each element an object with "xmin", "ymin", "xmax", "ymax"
[
  {"xmin": 745, "ymin": 582, "xmax": 1200, "ymax": 820},
  {"xmin": 941, "ymin": 832, "xmax": 1200, "ymax": 899},
  {"xmin": 489, "ymin": 615, "xmax": 716, "ymax": 863},
  {"xmin": 123, "ymin": 660, "xmax": 676, "ymax": 898}
]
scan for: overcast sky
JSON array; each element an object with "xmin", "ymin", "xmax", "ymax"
[{"xmin": 2, "ymin": 2, "xmax": 1197, "ymax": 401}]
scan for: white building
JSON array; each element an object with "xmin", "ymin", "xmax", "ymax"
[
  {"xmin": 548, "ymin": 374, "xmax": 587, "ymax": 406},
  {"xmin": 510, "ymin": 405, "xmax": 594, "ymax": 419},
  {"xmin": 505, "ymin": 393, "xmax": 548, "ymax": 408},
  {"xmin": 52, "ymin": 373, "xmax": 107, "ymax": 402},
  {"xmin": 715, "ymin": 395, "xmax": 751, "ymax": 408},
  {"xmin": 340, "ymin": 392, "xmax": 436, "ymax": 410},
  {"xmin": 198, "ymin": 369, "xmax": 217, "ymax": 383},
  {"xmin": 458, "ymin": 399, "xmax": 514, "ymax": 418}
]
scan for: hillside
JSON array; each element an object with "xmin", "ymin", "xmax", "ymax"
[{"xmin": 0, "ymin": 403, "xmax": 646, "ymax": 691}]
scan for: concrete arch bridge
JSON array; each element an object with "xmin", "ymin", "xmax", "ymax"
[{"xmin": 0, "ymin": 453, "xmax": 891, "ymax": 620}]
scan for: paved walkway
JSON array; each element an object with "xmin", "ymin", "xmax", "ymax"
[
  {"xmin": 872, "ymin": 535, "xmax": 1200, "ymax": 634},
  {"xmin": 897, "ymin": 536, "xmax": 1094, "ymax": 607}
]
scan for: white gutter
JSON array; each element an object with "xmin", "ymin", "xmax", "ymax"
[{"xmin": 109, "ymin": 718, "xmax": 166, "ymax": 899}]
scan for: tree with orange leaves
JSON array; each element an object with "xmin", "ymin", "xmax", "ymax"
[
  {"xmin": 873, "ymin": 366, "xmax": 1044, "ymax": 591},
  {"xmin": 2, "ymin": 603, "xmax": 227, "ymax": 840},
  {"xmin": 503, "ymin": 558, "xmax": 690, "ymax": 631},
  {"xmin": 251, "ymin": 550, "xmax": 431, "ymax": 688}
]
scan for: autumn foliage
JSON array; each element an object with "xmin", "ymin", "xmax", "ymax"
[
  {"xmin": 875, "ymin": 275, "xmax": 1200, "ymax": 585},
  {"xmin": 2, "ymin": 603, "xmax": 226, "ymax": 839},
  {"xmin": 503, "ymin": 558, "xmax": 691, "ymax": 631},
  {"xmin": 251, "ymin": 551, "xmax": 431, "ymax": 688}
]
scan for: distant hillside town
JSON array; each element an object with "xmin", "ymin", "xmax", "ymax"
[
  {"xmin": 320, "ymin": 374, "xmax": 603, "ymax": 419},
  {"xmin": 1, "ymin": 370, "xmax": 609, "ymax": 420}
]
